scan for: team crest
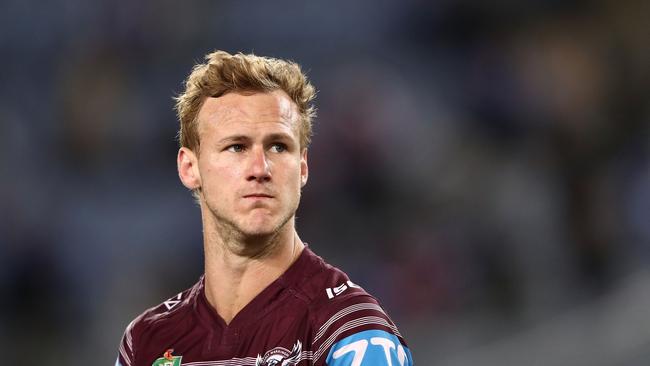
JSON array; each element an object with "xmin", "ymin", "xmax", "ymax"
[
  {"xmin": 255, "ymin": 340, "xmax": 302, "ymax": 366},
  {"xmin": 152, "ymin": 349, "xmax": 182, "ymax": 366}
]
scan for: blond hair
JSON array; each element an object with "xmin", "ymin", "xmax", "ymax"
[{"xmin": 175, "ymin": 50, "xmax": 316, "ymax": 152}]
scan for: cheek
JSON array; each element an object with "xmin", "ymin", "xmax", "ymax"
[
  {"xmin": 279, "ymin": 159, "xmax": 303, "ymax": 184},
  {"xmin": 200, "ymin": 158, "xmax": 241, "ymax": 192},
  {"xmin": 290, "ymin": 165, "xmax": 305, "ymax": 194}
]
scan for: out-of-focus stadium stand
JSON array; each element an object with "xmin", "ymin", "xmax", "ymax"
[{"xmin": 0, "ymin": 0, "xmax": 648, "ymax": 364}]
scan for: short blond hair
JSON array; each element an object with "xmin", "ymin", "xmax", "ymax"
[{"xmin": 175, "ymin": 50, "xmax": 316, "ymax": 152}]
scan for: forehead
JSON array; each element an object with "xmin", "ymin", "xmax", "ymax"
[{"xmin": 197, "ymin": 90, "xmax": 300, "ymax": 136}]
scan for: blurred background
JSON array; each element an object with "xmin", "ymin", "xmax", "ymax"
[{"xmin": 1, "ymin": 0, "xmax": 648, "ymax": 364}]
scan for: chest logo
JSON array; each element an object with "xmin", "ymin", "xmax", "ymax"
[
  {"xmin": 255, "ymin": 340, "xmax": 302, "ymax": 366},
  {"xmin": 152, "ymin": 349, "xmax": 182, "ymax": 366}
]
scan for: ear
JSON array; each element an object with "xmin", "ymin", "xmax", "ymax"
[
  {"xmin": 178, "ymin": 147, "xmax": 201, "ymax": 190},
  {"xmin": 300, "ymin": 148, "xmax": 309, "ymax": 187}
]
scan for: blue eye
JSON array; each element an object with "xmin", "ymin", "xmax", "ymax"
[
  {"xmin": 270, "ymin": 143, "xmax": 287, "ymax": 153},
  {"xmin": 227, "ymin": 144, "xmax": 245, "ymax": 152}
]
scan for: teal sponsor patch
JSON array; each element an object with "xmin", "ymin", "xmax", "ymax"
[{"xmin": 326, "ymin": 329, "xmax": 413, "ymax": 366}]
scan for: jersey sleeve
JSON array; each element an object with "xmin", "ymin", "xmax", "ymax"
[
  {"xmin": 115, "ymin": 318, "xmax": 137, "ymax": 366},
  {"xmin": 310, "ymin": 294, "xmax": 414, "ymax": 366}
]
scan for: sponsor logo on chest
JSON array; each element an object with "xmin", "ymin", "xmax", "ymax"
[
  {"xmin": 255, "ymin": 340, "xmax": 302, "ymax": 366},
  {"xmin": 152, "ymin": 349, "xmax": 182, "ymax": 366}
]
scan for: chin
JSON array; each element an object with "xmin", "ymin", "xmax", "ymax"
[
  {"xmin": 238, "ymin": 222, "xmax": 282, "ymax": 238},
  {"xmin": 238, "ymin": 213, "xmax": 293, "ymax": 238},
  {"xmin": 208, "ymin": 203, "xmax": 296, "ymax": 239}
]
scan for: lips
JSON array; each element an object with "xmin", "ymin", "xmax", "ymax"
[{"xmin": 243, "ymin": 193, "xmax": 274, "ymax": 198}]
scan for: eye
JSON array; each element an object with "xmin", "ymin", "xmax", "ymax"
[
  {"xmin": 269, "ymin": 143, "xmax": 287, "ymax": 153},
  {"xmin": 226, "ymin": 144, "xmax": 245, "ymax": 153}
]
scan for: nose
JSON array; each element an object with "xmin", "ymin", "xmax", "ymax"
[{"xmin": 246, "ymin": 146, "xmax": 271, "ymax": 182}]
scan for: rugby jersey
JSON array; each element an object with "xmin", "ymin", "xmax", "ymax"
[{"xmin": 116, "ymin": 246, "xmax": 413, "ymax": 366}]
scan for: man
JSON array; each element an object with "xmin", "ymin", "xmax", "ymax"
[{"xmin": 116, "ymin": 51, "xmax": 414, "ymax": 366}]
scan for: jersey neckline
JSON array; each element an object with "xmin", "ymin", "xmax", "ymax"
[{"xmin": 194, "ymin": 245, "xmax": 321, "ymax": 332}]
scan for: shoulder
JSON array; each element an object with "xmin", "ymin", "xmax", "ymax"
[
  {"xmin": 293, "ymin": 247, "xmax": 365, "ymax": 303},
  {"xmin": 133, "ymin": 278, "xmax": 200, "ymax": 332},
  {"xmin": 296, "ymin": 249, "xmax": 394, "ymax": 327},
  {"xmin": 115, "ymin": 279, "xmax": 202, "ymax": 366},
  {"xmin": 309, "ymin": 292, "xmax": 413, "ymax": 365},
  {"xmin": 298, "ymin": 250, "xmax": 413, "ymax": 365}
]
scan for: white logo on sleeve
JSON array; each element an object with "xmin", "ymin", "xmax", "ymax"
[
  {"xmin": 326, "ymin": 281, "xmax": 361, "ymax": 299},
  {"xmin": 163, "ymin": 293, "xmax": 182, "ymax": 310}
]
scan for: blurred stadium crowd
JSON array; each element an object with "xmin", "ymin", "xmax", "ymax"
[{"xmin": 0, "ymin": 0, "xmax": 648, "ymax": 364}]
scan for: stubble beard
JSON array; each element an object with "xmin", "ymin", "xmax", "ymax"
[{"xmin": 204, "ymin": 194, "xmax": 300, "ymax": 257}]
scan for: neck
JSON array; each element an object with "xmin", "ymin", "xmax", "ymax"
[{"xmin": 201, "ymin": 214, "xmax": 305, "ymax": 325}]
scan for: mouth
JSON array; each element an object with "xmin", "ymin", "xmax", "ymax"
[{"xmin": 243, "ymin": 193, "xmax": 274, "ymax": 199}]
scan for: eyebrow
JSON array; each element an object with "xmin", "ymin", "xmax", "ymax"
[
  {"xmin": 263, "ymin": 132, "xmax": 294, "ymax": 142},
  {"xmin": 217, "ymin": 132, "xmax": 295, "ymax": 145},
  {"xmin": 217, "ymin": 135, "xmax": 251, "ymax": 145}
]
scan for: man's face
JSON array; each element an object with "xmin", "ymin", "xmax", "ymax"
[{"xmin": 178, "ymin": 90, "xmax": 308, "ymax": 239}]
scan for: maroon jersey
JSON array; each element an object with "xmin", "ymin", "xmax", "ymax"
[{"xmin": 116, "ymin": 247, "xmax": 413, "ymax": 366}]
